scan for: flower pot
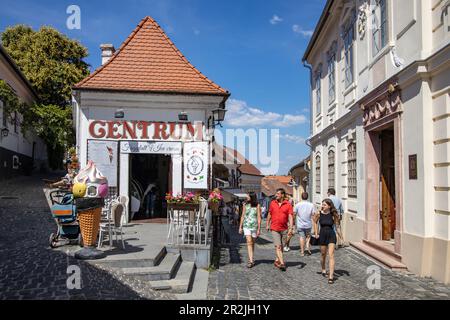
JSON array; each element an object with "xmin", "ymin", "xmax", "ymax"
[
  {"xmin": 209, "ymin": 201, "xmax": 219, "ymax": 213},
  {"xmin": 167, "ymin": 202, "xmax": 200, "ymax": 211}
]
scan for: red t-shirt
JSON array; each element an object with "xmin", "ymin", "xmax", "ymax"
[{"xmin": 269, "ymin": 199, "xmax": 293, "ymax": 232}]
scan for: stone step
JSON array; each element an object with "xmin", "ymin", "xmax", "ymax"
[
  {"xmin": 174, "ymin": 268, "xmax": 209, "ymax": 300},
  {"xmin": 362, "ymin": 239, "xmax": 402, "ymax": 261},
  {"xmin": 149, "ymin": 261, "xmax": 196, "ymax": 294},
  {"xmin": 91, "ymin": 246, "xmax": 166, "ymax": 268},
  {"xmin": 350, "ymin": 242, "xmax": 407, "ymax": 270},
  {"xmin": 121, "ymin": 253, "xmax": 181, "ymax": 281}
]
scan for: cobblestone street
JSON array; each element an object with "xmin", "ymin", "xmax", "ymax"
[
  {"xmin": 0, "ymin": 174, "xmax": 173, "ymax": 300},
  {"xmin": 207, "ymin": 222, "xmax": 450, "ymax": 300}
]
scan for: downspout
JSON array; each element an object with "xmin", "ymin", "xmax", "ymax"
[{"xmin": 303, "ymin": 60, "xmax": 313, "ymax": 197}]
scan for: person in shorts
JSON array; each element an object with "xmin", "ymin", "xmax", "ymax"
[
  {"xmin": 239, "ymin": 192, "xmax": 261, "ymax": 268},
  {"xmin": 266, "ymin": 188, "xmax": 294, "ymax": 271},
  {"xmin": 294, "ymin": 192, "xmax": 315, "ymax": 256}
]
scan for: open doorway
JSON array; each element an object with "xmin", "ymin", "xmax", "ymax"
[
  {"xmin": 129, "ymin": 154, "xmax": 171, "ymax": 221},
  {"xmin": 380, "ymin": 128, "xmax": 396, "ymax": 241}
]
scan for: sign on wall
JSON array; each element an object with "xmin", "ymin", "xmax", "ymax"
[
  {"xmin": 120, "ymin": 141, "xmax": 182, "ymax": 154},
  {"xmin": 87, "ymin": 140, "xmax": 118, "ymax": 187},
  {"xmin": 409, "ymin": 154, "xmax": 417, "ymax": 180},
  {"xmin": 183, "ymin": 141, "xmax": 208, "ymax": 189}
]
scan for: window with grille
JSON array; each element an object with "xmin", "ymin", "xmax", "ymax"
[
  {"xmin": 328, "ymin": 150, "xmax": 335, "ymax": 189},
  {"xmin": 343, "ymin": 22, "xmax": 355, "ymax": 88},
  {"xmin": 315, "ymin": 72, "xmax": 322, "ymax": 116},
  {"xmin": 328, "ymin": 54, "xmax": 336, "ymax": 104},
  {"xmin": 348, "ymin": 142, "xmax": 357, "ymax": 197},
  {"xmin": 315, "ymin": 155, "xmax": 321, "ymax": 194},
  {"xmin": 0, "ymin": 100, "xmax": 6, "ymax": 127},
  {"xmin": 372, "ymin": 0, "xmax": 388, "ymax": 56}
]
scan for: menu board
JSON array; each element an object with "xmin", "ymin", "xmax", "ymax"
[{"xmin": 87, "ymin": 140, "xmax": 118, "ymax": 187}]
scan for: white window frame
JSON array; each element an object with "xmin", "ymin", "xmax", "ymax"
[
  {"xmin": 347, "ymin": 142, "xmax": 357, "ymax": 198},
  {"xmin": 328, "ymin": 149, "xmax": 335, "ymax": 189},
  {"xmin": 342, "ymin": 14, "xmax": 355, "ymax": 88},
  {"xmin": 372, "ymin": 0, "xmax": 388, "ymax": 57},
  {"xmin": 315, "ymin": 67, "xmax": 322, "ymax": 116}
]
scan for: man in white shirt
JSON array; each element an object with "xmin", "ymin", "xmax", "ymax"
[{"xmin": 294, "ymin": 192, "xmax": 315, "ymax": 256}]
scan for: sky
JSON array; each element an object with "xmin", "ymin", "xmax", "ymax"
[{"xmin": 0, "ymin": 0, "xmax": 327, "ymax": 175}]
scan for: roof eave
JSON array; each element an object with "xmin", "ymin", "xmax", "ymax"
[
  {"xmin": 0, "ymin": 44, "xmax": 39, "ymax": 100},
  {"xmin": 302, "ymin": 0, "xmax": 335, "ymax": 63},
  {"xmin": 72, "ymin": 86, "xmax": 230, "ymax": 98}
]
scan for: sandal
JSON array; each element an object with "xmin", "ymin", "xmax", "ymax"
[
  {"xmin": 274, "ymin": 260, "xmax": 281, "ymax": 268},
  {"xmin": 247, "ymin": 261, "xmax": 254, "ymax": 268},
  {"xmin": 279, "ymin": 263, "xmax": 286, "ymax": 271},
  {"xmin": 328, "ymin": 278, "xmax": 335, "ymax": 284},
  {"xmin": 321, "ymin": 271, "xmax": 327, "ymax": 277}
]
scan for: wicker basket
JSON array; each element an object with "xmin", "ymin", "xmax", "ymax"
[{"xmin": 78, "ymin": 207, "xmax": 102, "ymax": 247}]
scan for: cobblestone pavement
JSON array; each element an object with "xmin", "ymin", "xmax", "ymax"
[
  {"xmin": 208, "ymin": 222, "xmax": 450, "ymax": 300},
  {"xmin": 0, "ymin": 174, "xmax": 174, "ymax": 300}
]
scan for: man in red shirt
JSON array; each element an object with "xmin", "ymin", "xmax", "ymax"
[{"xmin": 266, "ymin": 188, "xmax": 294, "ymax": 271}]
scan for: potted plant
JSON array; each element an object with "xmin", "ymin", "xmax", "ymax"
[
  {"xmin": 208, "ymin": 190, "xmax": 223, "ymax": 214},
  {"xmin": 166, "ymin": 192, "xmax": 200, "ymax": 210}
]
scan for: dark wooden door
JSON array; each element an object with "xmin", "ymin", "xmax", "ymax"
[{"xmin": 380, "ymin": 130, "xmax": 396, "ymax": 240}]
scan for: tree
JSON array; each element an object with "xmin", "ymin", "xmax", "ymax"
[{"xmin": 1, "ymin": 25, "xmax": 90, "ymax": 169}]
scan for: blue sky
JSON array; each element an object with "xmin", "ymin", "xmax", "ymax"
[{"xmin": 0, "ymin": 0, "xmax": 326, "ymax": 175}]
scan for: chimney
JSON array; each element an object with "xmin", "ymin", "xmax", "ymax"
[{"xmin": 100, "ymin": 44, "xmax": 115, "ymax": 65}]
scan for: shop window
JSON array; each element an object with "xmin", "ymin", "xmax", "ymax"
[
  {"xmin": 372, "ymin": 0, "xmax": 388, "ymax": 56},
  {"xmin": 315, "ymin": 154, "xmax": 321, "ymax": 194},
  {"xmin": 328, "ymin": 149, "xmax": 335, "ymax": 189},
  {"xmin": 348, "ymin": 142, "xmax": 357, "ymax": 197}
]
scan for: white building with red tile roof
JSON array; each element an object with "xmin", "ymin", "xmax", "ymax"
[{"xmin": 72, "ymin": 16, "xmax": 229, "ymax": 223}]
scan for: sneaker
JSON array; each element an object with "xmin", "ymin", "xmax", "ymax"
[{"xmin": 283, "ymin": 246, "xmax": 290, "ymax": 252}]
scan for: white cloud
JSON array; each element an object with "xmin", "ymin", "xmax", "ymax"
[
  {"xmin": 225, "ymin": 99, "xmax": 308, "ymax": 128},
  {"xmin": 270, "ymin": 15, "xmax": 283, "ymax": 25},
  {"xmin": 280, "ymin": 134, "xmax": 306, "ymax": 144},
  {"xmin": 292, "ymin": 25, "xmax": 313, "ymax": 37}
]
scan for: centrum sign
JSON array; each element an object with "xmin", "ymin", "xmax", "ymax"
[{"xmin": 88, "ymin": 120, "xmax": 204, "ymax": 141}]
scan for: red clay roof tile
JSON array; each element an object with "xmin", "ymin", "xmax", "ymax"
[{"xmin": 74, "ymin": 16, "xmax": 229, "ymax": 96}]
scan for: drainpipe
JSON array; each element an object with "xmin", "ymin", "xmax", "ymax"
[{"xmin": 303, "ymin": 60, "xmax": 313, "ymax": 198}]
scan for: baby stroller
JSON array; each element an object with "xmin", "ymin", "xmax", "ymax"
[{"xmin": 48, "ymin": 189, "xmax": 82, "ymax": 248}]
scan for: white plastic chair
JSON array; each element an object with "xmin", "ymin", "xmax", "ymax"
[
  {"xmin": 98, "ymin": 201, "xmax": 125, "ymax": 249},
  {"xmin": 118, "ymin": 195, "xmax": 129, "ymax": 225}
]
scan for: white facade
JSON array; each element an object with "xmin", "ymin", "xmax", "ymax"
[
  {"xmin": 72, "ymin": 90, "xmax": 224, "ymax": 219},
  {"xmin": 0, "ymin": 47, "xmax": 47, "ymax": 179},
  {"xmin": 304, "ymin": 0, "xmax": 450, "ymax": 283}
]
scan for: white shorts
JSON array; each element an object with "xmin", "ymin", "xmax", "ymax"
[{"xmin": 243, "ymin": 228, "xmax": 257, "ymax": 238}]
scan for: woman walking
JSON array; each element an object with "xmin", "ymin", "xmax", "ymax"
[
  {"xmin": 312, "ymin": 198, "xmax": 340, "ymax": 284},
  {"xmin": 239, "ymin": 192, "xmax": 262, "ymax": 268}
]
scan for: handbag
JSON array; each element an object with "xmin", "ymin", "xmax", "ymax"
[{"xmin": 310, "ymin": 235, "xmax": 320, "ymax": 246}]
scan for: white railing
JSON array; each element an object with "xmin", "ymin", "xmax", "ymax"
[{"xmin": 167, "ymin": 198, "xmax": 211, "ymax": 246}]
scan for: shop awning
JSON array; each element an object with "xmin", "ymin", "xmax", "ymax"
[{"xmin": 221, "ymin": 188, "xmax": 248, "ymax": 202}]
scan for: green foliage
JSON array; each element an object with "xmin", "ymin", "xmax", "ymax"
[
  {"xmin": 1, "ymin": 25, "xmax": 90, "ymax": 168},
  {"xmin": 23, "ymin": 104, "xmax": 74, "ymax": 169},
  {"xmin": 1, "ymin": 25, "xmax": 90, "ymax": 106},
  {"xmin": 0, "ymin": 79, "xmax": 25, "ymax": 122}
]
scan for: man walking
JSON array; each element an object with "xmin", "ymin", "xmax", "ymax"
[
  {"xmin": 266, "ymin": 188, "xmax": 294, "ymax": 271},
  {"xmin": 327, "ymin": 188, "xmax": 344, "ymax": 247},
  {"xmin": 294, "ymin": 192, "xmax": 315, "ymax": 256}
]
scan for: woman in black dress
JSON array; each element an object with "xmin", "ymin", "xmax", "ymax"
[{"xmin": 312, "ymin": 198, "xmax": 340, "ymax": 284}]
